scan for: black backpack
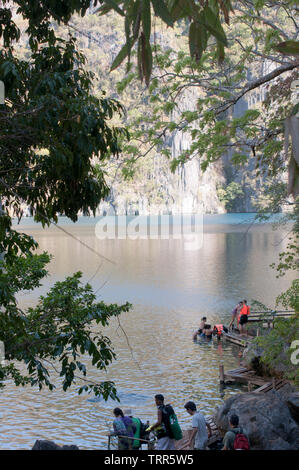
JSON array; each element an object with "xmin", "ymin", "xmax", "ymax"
[{"xmin": 139, "ymin": 420, "xmax": 149, "ymax": 440}]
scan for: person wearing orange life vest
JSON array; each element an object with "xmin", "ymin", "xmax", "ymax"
[
  {"xmin": 238, "ymin": 299, "xmax": 250, "ymax": 335},
  {"xmin": 213, "ymin": 324, "xmax": 228, "ymax": 339}
]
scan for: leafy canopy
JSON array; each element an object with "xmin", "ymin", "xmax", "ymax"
[{"xmin": 0, "ymin": 0, "xmax": 131, "ymax": 399}]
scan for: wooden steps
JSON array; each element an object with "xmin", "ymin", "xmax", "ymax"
[
  {"xmin": 206, "ymin": 416, "xmax": 222, "ymax": 447},
  {"xmin": 254, "ymin": 378, "xmax": 289, "ymax": 393}
]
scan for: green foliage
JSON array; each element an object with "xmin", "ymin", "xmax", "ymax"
[
  {"xmin": 274, "ymin": 40, "xmax": 299, "ymax": 55},
  {"xmin": 217, "ymin": 182, "xmax": 244, "ymax": 211},
  {"xmin": 254, "ymin": 312, "xmax": 299, "ymax": 387},
  {"xmin": 97, "ymin": 0, "xmax": 233, "ymax": 82},
  {"xmin": 0, "ymin": 36, "xmax": 128, "ymax": 224},
  {"xmin": 0, "ymin": 271, "xmax": 132, "ymax": 396},
  {"xmin": 0, "ymin": 0, "xmax": 132, "ymax": 400}
]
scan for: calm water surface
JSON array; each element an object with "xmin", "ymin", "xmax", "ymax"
[{"xmin": 0, "ymin": 214, "xmax": 294, "ymax": 449}]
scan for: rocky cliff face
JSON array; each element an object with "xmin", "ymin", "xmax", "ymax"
[{"xmin": 96, "ymin": 87, "xmax": 226, "ymax": 216}]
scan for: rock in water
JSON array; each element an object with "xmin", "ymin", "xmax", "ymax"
[
  {"xmin": 32, "ymin": 440, "xmax": 79, "ymax": 450},
  {"xmin": 215, "ymin": 385, "xmax": 299, "ymax": 450}
]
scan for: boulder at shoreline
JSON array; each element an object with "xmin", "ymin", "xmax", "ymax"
[
  {"xmin": 215, "ymin": 384, "xmax": 299, "ymax": 450},
  {"xmin": 32, "ymin": 440, "xmax": 79, "ymax": 450}
]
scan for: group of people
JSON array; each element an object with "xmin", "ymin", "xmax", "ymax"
[
  {"xmin": 193, "ymin": 299, "xmax": 251, "ymax": 341},
  {"xmin": 110, "ymin": 394, "xmax": 249, "ymax": 450},
  {"xmin": 192, "ymin": 317, "xmax": 228, "ymax": 341}
]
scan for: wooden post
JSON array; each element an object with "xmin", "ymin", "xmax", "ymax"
[
  {"xmin": 248, "ymin": 381, "xmax": 252, "ymax": 392},
  {"xmin": 256, "ymin": 328, "xmax": 260, "ymax": 337},
  {"xmin": 219, "ymin": 364, "xmax": 225, "ymax": 384},
  {"xmin": 272, "ymin": 377, "xmax": 276, "ymax": 390}
]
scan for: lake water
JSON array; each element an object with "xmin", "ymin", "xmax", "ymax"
[{"xmin": 0, "ymin": 214, "xmax": 294, "ymax": 449}]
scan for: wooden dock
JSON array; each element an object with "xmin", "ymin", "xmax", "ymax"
[
  {"xmin": 247, "ymin": 311, "xmax": 295, "ymax": 327},
  {"xmin": 221, "ymin": 330, "xmax": 252, "ymax": 348},
  {"xmin": 220, "ymin": 365, "xmax": 290, "ymax": 392},
  {"xmin": 253, "ymin": 378, "xmax": 290, "ymax": 393}
]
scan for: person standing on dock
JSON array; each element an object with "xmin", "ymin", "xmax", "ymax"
[
  {"xmin": 180, "ymin": 401, "xmax": 212, "ymax": 450},
  {"xmin": 229, "ymin": 301, "xmax": 243, "ymax": 330},
  {"xmin": 238, "ymin": 300, "xmax": 251, "ymax": 336}
]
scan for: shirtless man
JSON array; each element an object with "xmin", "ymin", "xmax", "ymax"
[{"xmin": 193, "ymin": 317, "xmax": 207, "ymax": 340}]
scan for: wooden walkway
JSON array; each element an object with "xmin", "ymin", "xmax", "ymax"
[
  {"xmin": 221, "ymin": 331, "xmax": 252, "ymax": 348},
  {"xmin": 221, "ymin": 366, "xmax": 290, "ymax": 392},
  {"xmin": 253, "ymin": 378, "xmax": 290, "ymax": 393},
  {"xmin": 248, "ymin": 311, "xmax": 295, "ymax": 321},
  {"xmin": 206, "ymin": 416, "xmax": 222, "ymax": 446}
]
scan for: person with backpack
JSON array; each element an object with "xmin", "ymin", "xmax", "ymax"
[
  {"xmin": 111, "ymin": 407, "xmax": 136, "ymax": 450},
  {"xmin": 222, "ymin": 414, "xmax": 250, "ymax": 450},
  {"xmin": 146, "ymin": 394, "xmax": 181, "ymax": 450},
  {"xmin": 180, "ymin": 401, "xmax": 212, "ymax": 450},
  {"xmin": 124, "ymin": 409, "xmax": 148, "ymax": 450}
]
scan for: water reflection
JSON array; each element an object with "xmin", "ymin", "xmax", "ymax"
[{"xmin": 0, "ymin": 217, "xmax": 294, "ymax": 449}]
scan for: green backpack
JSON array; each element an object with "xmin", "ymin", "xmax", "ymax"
[{"xmin": 165, "ymin": 404, "xmax": 183, "ymax": 441}]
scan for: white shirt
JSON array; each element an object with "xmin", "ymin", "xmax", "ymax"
[{"xmin": 192, "ymin": 411, "xmax": 208, "ymax": 449}]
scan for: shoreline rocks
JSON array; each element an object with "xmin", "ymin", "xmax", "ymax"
[
  {"xmin": 214, "ymin": 384, "xmax": 299, "ymax": 450},
  {"xmin": 32, "ymin": 440, "xmax": 79, "ymax": 450}
]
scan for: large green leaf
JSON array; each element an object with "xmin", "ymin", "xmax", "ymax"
[
  {"xmin": 151, "ymin": 0, "xmax": 174, "ymax": 27},
  {"xmin": 110, "ymin": 41, "xmax": 131, "ymax": 71},
  {"xmin": 142, "ymin": 0, "xmax": 151, "ymax": 41},
  {"xmin": 95, "ymin": 5, "xmax": 113, "ymax": 16},
  {"xmin": 203, "ymin": 5, "xmax": 228, "ymax": 46},
  {"xmin": 274, "ymin": 40, "xmax": 299, "ymax": 56},
  {"xmin": 216, "ymin": 39, "xmax": 225, "ymax": 64},
  {"xmin": 140, "ymin": 33, "xmax": 152, "ymax": 86},
  {"xmin": 189, "ymin": 21, "xmax": 208, "ymax": 61},
  {"xmin": 169, "ymin": 0, "xmax": 195, "ymax": 22},
  {"xmin": 95, "ymin": 0, "xmax": 125, "ymax": 17}
]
